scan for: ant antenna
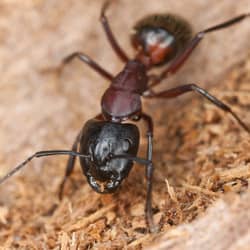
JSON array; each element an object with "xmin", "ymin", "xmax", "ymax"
[
  {"xmin": 0, "ymin": 151, "xmax": 152, "ymax": 185},
  {"xmin": 0, "ymin": 150, "xmax": 90, "ymax": 185}
]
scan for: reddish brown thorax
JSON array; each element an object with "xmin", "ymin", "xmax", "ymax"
[{"xmin": 101, "ymin": 60, "xmax": 148, "ymax": 122}]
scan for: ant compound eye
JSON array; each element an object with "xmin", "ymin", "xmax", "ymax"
[{"xmin": 122, "ymin": 139, "xmax": 131, "ymax": 152}]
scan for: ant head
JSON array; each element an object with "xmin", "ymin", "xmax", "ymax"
[
  {"xmin": 131, "ymin": 14, "xmax": 192, "ymax": 67},
  {"xmin": 80, "ymin": 119, "xmax": 140, "ymax": 193}
]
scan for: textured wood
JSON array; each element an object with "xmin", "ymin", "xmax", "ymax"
[{"xmin": 147, "ymin": 190, "xmax": 250, "ymax": 250}]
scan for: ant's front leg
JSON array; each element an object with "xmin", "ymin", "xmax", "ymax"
[
  {"xmin": 58, "ymin": 130, "xmax": 82, "ymax": 200},
  {"xmin": 59, "ymin": 113, "xmax": 103, "ymax": 199},
  {"xmin": 141, "ymin": 113, "xmax": 158, "ymax": 233},
  {"xmin": 144, "ymin": 84, "xmax": 250, "ymax": 134}
]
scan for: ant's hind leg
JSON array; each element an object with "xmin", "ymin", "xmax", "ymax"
[
  {"xmin": 100, "ymin": 0, "xmax": 129, "ymax": 62},
  {"xmin": 58, "ymin": 130, "xmax": 82, "ymax": 200},
  {"xmin": 149, "ymin": 13, "xmax": 250, "ymax": 87}
]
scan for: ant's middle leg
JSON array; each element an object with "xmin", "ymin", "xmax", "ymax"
[
  {"xmin": 144, "ymin": 84, "xmax": 250, "ymax": 133},
  {"xmin": 149, "ymin": 13, "xmax": 250, "ymax": 87},
  {"xmin": 62, "ymin": 52, "xmax": 114, "ymax": 81}
]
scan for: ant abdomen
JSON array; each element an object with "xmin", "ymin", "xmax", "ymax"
[{"xmin": 131, "ymin": 14, "xmax": 192, "ymax": 66}]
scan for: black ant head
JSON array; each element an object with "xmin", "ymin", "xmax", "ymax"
[
  {"xmin": 79, "ymin": 119, "xmax": 140, "ymax": 193},
  {"xmin": 131, "ymin": 14, "xmax": 192, "ymax": 67}
]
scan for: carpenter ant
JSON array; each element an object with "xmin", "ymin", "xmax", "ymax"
[{"xmin": 0, "ymin": 1, "xmax": 250, "ymax": 233}]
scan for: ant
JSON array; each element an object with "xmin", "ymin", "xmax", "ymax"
[{"xmin": 0, "ymin": 1, "xmax": 249, "ymax": 233}]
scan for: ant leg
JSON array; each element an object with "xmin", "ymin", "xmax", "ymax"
[
  {"xmin": 149, "ymin": 13, "xmax": 250, "ymax": 87},
  {"xmin": 0, "ymin": 150, "xmax": 90, "ymax": 185},
  {"xmin": 112, "ymin": 114, "xmax": 155, "ymax": 232},
  {"xmin": 110, "ymin": 150, "xmax": 156, "ymax": 232},
  {"xmin": 63, "ymin": 52, "xmax": 114, "ymax": 81},
  {"xmin": 145, "ymin": 84, "xmax": 250, "ymax": 133},
  {"xmin": 58, "ymin": 131, "xmax": 82, "ymax": 200},
  {"xmin": 141, "ymin": 113, "xmax": 157, "ymax": 233},
  {"xmin": 59, "ymin": 113, "xmax": 103, "ymax": 199},
  {"xmin": 100, "ymin": 0, "xmax": 129, "ymax": 62}
]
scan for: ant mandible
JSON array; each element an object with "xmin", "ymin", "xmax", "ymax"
[{"xmin": 0, "ymin": 1, "xmax": 249, "ymax": 233}]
